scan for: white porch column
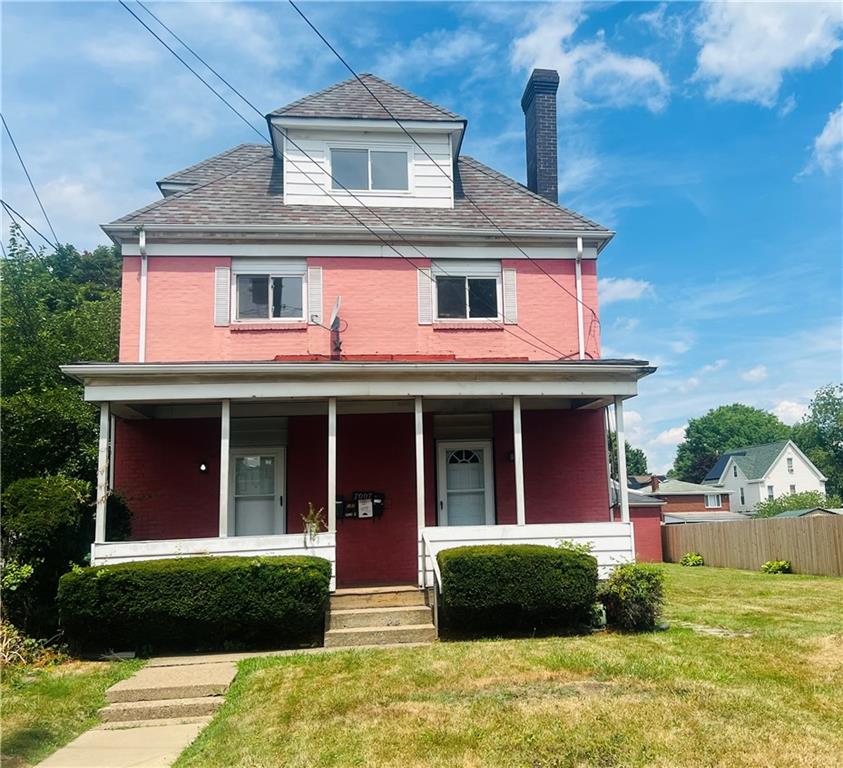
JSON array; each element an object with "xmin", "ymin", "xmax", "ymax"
[
  {"xmin": 218, "ymin": 399, "xmax": 231, "ymax": 536},
  {"xmin": 513, "ymin": 396, "xmax": 526, "ymax": 526},
  {"xmin": 415, "ymin": 397, "xmax": 425, "ymax": 587},
  {"xmin": 327, "ymin": 397, "xmax": 337, "ymax": 533},
  {"xmin": 95, "ymin": 403, "xmax": 110, "ymax": 543},
  {"xmin": 614, "ymin": 396, "xmax": 630, "ymax": 524}
]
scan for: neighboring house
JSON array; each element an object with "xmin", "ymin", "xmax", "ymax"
[
  {"xmin": 631, "ymin": 476, "xmax": 733, "ymax": 515},
  {"xmin": 771, "ymin": 508, "xmax": 838, "ymax": 519},
  {"xmin": 62, "ymin": 70, "xmax": 655, "ymax": 597},
  {"xmin": 610, "ymin": 481, "xmax": 665, "ymax": 562},
  {"xmin": 704, "ymin": 440, "xmax": 827, "ymax": 514}
]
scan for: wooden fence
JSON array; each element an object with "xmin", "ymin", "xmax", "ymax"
[{"xmin": 662, "ymin": 516, "xmax": 843, "ymax": 576}]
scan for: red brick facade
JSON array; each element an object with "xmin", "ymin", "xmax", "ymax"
[{"xmin": 657, "ymin": 494, "xmax": 730, "ymax": 514}]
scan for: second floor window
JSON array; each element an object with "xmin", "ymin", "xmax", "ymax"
[
  {"xmin": 236, "ymin": 274, "xmax": 303, "ymax": 321},
  {"xmin": 436, "ymin": 276, "xmax": 499, "ymax": 320},
  {"xmin": 705, "ymin": 494, "xmax": 721, "ymax": 509},
  {"xmin": 787, "ymin": 457, "xmax": 794, "ymax": 473},
  {"xmin": 331, "ymin": 148, "xmax": 409, "ymax": 191}
]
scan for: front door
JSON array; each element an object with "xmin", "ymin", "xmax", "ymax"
[
  {"xmin": 436, "ymin": 440, "xmax": 495, "ymax": 526},
  {"xmin": 229, "ymin": 448, "xmax": 285, "ymax": 536}
]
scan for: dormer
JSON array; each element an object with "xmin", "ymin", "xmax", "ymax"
[{"xmin": 266, "ymin": 75, "xmax": 465, "ymax": 209}]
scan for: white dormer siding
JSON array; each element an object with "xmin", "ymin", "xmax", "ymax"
[{"xmin": 279, "ymin": 126, "xmax": 455, "ymax": 209}]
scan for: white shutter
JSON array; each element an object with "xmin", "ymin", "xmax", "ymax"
[
  {"xmin": 214, "ymin": 267, "xmax": 231, "ymax": 326},
  {"xmin": 417, "ymin": 267, "xmax": 433, "ymax": 325},
  {"xmin": 502, "ymin": 268, "xmax": 518, "ymax": 324},
  {"xmin": 307, "ymin": 266, "xmax": 323, "ymax": 324}
]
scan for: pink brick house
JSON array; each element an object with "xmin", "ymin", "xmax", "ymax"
[{"xmin": 64, "ymin": 70, "xmax": 655, "ymax": 593}]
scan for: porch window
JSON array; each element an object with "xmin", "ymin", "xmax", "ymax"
[
  {"xmin": 330, "ymin": 147, "xmax": 409, "ymax": 191},
  {"xmin": 235, "ymin": 274, "xmax": 304, "ymax": 321},
  {"xmin": 704, "ymin": 494, "xmax": 721, "ymax": 509},
  {"xmin": 432, "ymin": 261, "xmax": 502, "ymax": 321}
]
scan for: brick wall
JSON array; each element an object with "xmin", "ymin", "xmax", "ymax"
[
  {"xmin": 630, "ymin": 507, "xmax": 663, "ymax": 562},
  {"xmin": 659, "ymin": 494, "xmax": 730, "ymax": 514}
]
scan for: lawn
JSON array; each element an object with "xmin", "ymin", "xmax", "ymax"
[
  {"xmin": 175, "ymin": 564, "xmax": 843, "ymax": 768},
  {"xmin": 0, "ymin": 659, "xmax": 143, "ymax": 767}
]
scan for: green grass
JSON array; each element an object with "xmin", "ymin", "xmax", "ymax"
[
  {"xmin": 0, "ymin": 659, "xmax": 143, "ymax": 767},
  {"xmin": 175, "ymin": 565, "xmax": 843, "ymax": 768}
]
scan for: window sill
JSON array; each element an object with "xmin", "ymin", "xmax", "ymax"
[
  {"xmin": 432, "ymin": 322, "xmax": 504, "ymax": 331},
  {"xmin": 230, "ymin": 322, "xmax": 308, "ymax": 332}
]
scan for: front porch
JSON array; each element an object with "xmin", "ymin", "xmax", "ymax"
[{"xmin": 65, "ymin": 360, "xmax": 653, "ymax": 589}]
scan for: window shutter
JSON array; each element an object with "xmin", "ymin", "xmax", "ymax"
[
  {"xmin": 307, "ymin": 266, "xmax": 323, "ymax": 324},
  {"xmin": 502, "ymin": 268, "xmax": 518, "ymax": 324},
  {"xmin": 417, "ymin": 267, "xmax": 433, "ymax": 325},
  {"xmin": 214, "ymin": 267, "xmax": 231, "ymax": 326}
]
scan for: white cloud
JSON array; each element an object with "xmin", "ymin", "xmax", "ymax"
[
  {"xmin": 692, "ymin": 1, "xmax": 843, "ymax": 107},
  {"xmin": 653, "ymin": 425, "xmax": 687, "ymax": 446},
  {"xmin": 613, "ymin": 317, "xmax": 640, "ymax": 333},
  {"xmin": 598, "ymin": 277, "xmax": 654, "ymax": 305},
  {"xmin": 700, "ymin": 358, "xmax": 728, "ymax": 374},
  {"xmin": 668, "ymin": 339, "xmax": 692, "ymax": 354},
  {"xmin": 511, "ymin": 3, "xmax": 670, "ymax": 112},
  {"xmin": 773, "ymin": 400, "xmax": 808, "ymax": 425},
  {"xmin": 375, "ymin": 29, "xmax": 494, "ymax": 81},
  {"xmin": 636, "ymin": 3, "xmax": 687, "ymax": 44},
  {"xmin": 803, "ymin": 102, "xmax": 843, "ymax": 175},
  {"xmin": 677, "ymin": 377, "xmax": 700, "ymax": 393},
  {"xmin": 740, "ymin": 365, "xmax": 769, "ymax": 383}
]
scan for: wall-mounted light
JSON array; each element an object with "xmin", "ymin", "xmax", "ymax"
[
  {"xmin": 507, "ymin": 450, "xmax": 515, "ymax": 463},
  {"xmin": 198, "ymin": 462, "xmax": 208, "ymax": 473}
]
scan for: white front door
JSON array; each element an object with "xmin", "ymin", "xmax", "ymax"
[
  {"xmin": 436, "ymin": 440, "xmax": 495, "ymax": 526},
  {"xmin": 229, "ymin": 448, "xmax": 285, "ymax": 536}
]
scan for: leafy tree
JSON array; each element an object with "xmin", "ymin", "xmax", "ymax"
[
  {"xmin": 753, "ymin": 490, "xmax": 842, "ymax": 518},
  {"xmin": 673, "ymin": 404, "xmax": 790, "ymax": 483},
  {"xmin": 608, "ymin": 432, "xmax": 649, "ymax": 477},
  {"xmin": 791, "ymin": 384, "xmax": 843, "ymax": 500}
]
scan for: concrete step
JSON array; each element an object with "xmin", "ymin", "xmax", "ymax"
[
  {"xmin": 107, "ymin": 661, "xmax": 236, "ymax": 703},
  {"xmin": 331, "ymin": 586, "xmax": 427, "ymax": 610},
  {"xmin": 97, "ymin": 715, "xmax": 212, "ymax": 731},
  {"xmin": 324, "ymin": 623, "xmax": 436, "ymax": 648},
  {"xmin": 99, "ymin": 696, "xmax": 224, "ymax": 723},
  {"xmin": 329, "ymin": 605, "xmax": 433, "ymax": 629}
]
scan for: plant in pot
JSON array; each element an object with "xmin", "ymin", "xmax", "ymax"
[{"xmin": 302, "ymin": 502, "xmax": 327, "ymax": 545}]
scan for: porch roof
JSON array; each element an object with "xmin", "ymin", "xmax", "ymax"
[{"xmin": 62, "ymin": 358, "xmax": 655, "ymax": 404}]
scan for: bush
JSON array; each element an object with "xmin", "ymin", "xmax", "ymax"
[
  {"xmin": 680, "ymin": 552, "xmax": 705, "ymax": 567},
  {"xmin": 599, "ymin": 563, "xmax": 665, "ymax": 631},
  {"xmin": 58, "ymin": 556, "xmax": 331, "ymax": 653},
  {"xmin": 761, "ymin": 560, "xmax": 792, "ymax": 574},
  {"xmin": 437, "ymin": 544, "xmax": 598, "ymax": 633}
]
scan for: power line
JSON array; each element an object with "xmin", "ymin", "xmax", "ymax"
[
  {"xmin": 287, "ymin": 0, "xmax": 600, "ymax": 336},
  {"xmin": 1, "ymin": 113, "xmax": 60, "ymax": 244},
  {"xmin": 118, "ymin": 2, "xmax": 570, "ymax": 358},
  {"xmin": 1, "ymin": 200, "xmax": 57, "ymax": 249},
  {"xmin": 1, "ymin": 204, "xmax": 38, "ymax": 254}
]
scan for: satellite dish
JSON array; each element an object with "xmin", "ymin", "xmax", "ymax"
[{"xmin": 329, "ymin": 296, "xmax": 341, "ymax": 329}]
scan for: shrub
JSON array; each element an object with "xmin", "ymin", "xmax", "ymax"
[
  {"xmin": 438, "ymin": 544, "xmax": 598, "ymax": 633},
  {"xmin": 0, "ymin": 619, "xmax": 67, "ymax": 667},
  {"xmin": 680, "ymin": 552, "xmax": 705, "ymax": 567},
  {"xmin": 599, "ymin": 563, "xmax": 665, "ymax": 631},
  {"xmin": 761, "ymin": 560, "xmax": 792, "ymax": 574},
  {"xmin": 58, "ymin": 555, "xmax": 331, "ymax": 653}
]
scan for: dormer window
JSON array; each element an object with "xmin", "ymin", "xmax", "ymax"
[{"xmin": 330, "ymin": 147, "xmax": 409, "ymax": 192}]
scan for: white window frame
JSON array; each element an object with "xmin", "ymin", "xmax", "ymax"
[
  {"xmin": 228, "ymin": 446, "xmax": 286, "ymax": 536},
  {"xmin": 704, "ymin": 494, "xmax": 721, "ymax": 509},
  {"xmin": 787, "ymin": 457, "xmax": 794, "ymax": 473},
  {"xmin": 436, "ymin": 440, "xmax": 495, "ymax": 527},
  {"xmin": 767, "ymin": 485, "xmax": 775, "ymax": 501},
  {"xmin": 733, "ymin": 465, "xmax": 738, "ymax": 478},
  {"xmin": 431, "ymin": 262, "xmax": 503, "ymax": 323},
  {"xmin": 789, "ymin": 484, "xmax": 797, "ymax": 494},
  {"xmin": 231, "ymin": 269, "xmax": 307, "ymax": 324},
  {"xmin": 326, "ymin": 141, "xmax": 413, "ymax": 196},
  {"xmin": 740, "ymin": 487, "xmax": 745, "ymax": 505}
]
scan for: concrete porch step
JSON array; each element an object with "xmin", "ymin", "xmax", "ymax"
[
  {"xmin": 329, "ymin": 605, "xmax": 433, "ymax": 630},
  {"xmin": 331, "ymin": 585, "xmax": 427, "ymax": 610},
  {"xmin": 99, "ymin": 695, "xmax": 224, "ymax": 723},
  {"xmin": 106, "ymin": 661, "xmax": 236, "ymax": 703},
  {"xmin": 324, "ymin": 623, "xmax": 436, "ymax": 648}
]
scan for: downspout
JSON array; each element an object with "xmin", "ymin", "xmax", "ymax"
[
  {"xmin": 605, "ymin": 407, "xmax": 614, "ymax": 522},
  {"xmin": 575, "ymin": 236, "xmax": 585, "ymax": 360},
  {"xmin": 137, "ymin": 226, "xmax": 147, "ymax": 363}
]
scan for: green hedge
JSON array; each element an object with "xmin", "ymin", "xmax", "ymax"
[
  {"xmin": 437, "ymin": 544, "xmax": 598, "ymax": 633},
  {"xmin": 57, "ymin": 556, "xmax": 331, "ymax": 653}
]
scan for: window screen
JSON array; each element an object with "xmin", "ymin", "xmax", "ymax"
[
  {"xmin": 237, "ymin": 275, "xmax": 269, "ymax": 319},
  {"xmin": 271, "ymin": 276, "xmax": 303, "ymax": 318},
  {"xmin": 371, "ymin": 150, "xmax": 408, "ymax": 190},
  {"xmin": 468, "ymin": 278, "xmax": 498, "ymax": 318},
  {"xmin": 436, "ymin": 277, "xmax": 466, "ymax": 318},
  {"xmin": 331, "ymin": 148, "xmax": 368, "ymax": 190}
]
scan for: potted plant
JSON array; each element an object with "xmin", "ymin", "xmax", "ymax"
[{"xmin": 302, "ymin": 502, "xmax": 326, "ymax": 545}]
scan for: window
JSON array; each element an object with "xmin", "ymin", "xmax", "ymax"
[
  {"xmin": 787, "ymin": 457, "xmax": 794, "ymax": 473},
  {"xmin": 705, "ymin": 494, "xmax": 721, "ymax": 509},
  {"xmin": 435, "ymin": 276, "xmax": 498, "ymax": 319},
  {"xmin": 330, "ymin": 148, "xmax": 409, "ymax": 191},
  {"xmin": 767, "ymin": 485, "xmax": 775, "ymax": 501},
  {"xmin": 740, "ymin": 488, "xmax": 745, "ymax": 505},
  {"xmin": 733, "ymin": 465, "xmax": 738, "ymax": 478},
  {"xmin": 235, "ymin": 275, "xmax": 304, "ymax": 321},
  {"xmin": 789, "ymin": 484, "xmax": 797, "ymax": 494}
]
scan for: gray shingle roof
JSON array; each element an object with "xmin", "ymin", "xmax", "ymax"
[
  {"xmin": 704, "ymin": 440, "xmax": 790, "ymax": 483},
  {"xmin": 269, "ymin": 74, "xmax": 464, "ymax": 122},
  {"xmin": 640, "ymin": 478, "xmax": 731, "ymax": 496},
  {"xmin": 108, "ymin": 151, "xmax": 609, "ymax": 236}
]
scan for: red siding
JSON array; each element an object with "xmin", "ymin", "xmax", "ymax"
[
  {"xmin": 285, "ymin": 415, "xmax": 327, "ymax": 535},
  {"xmin": 630, "ymin": 507, "xmax": 663, "ymax": 562},
  {"xmin": 114, "ymin": 418, "xmax": 220, "ymax": 540}
]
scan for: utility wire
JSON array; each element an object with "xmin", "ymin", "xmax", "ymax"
[
  {"xmin": 1, "ymin": 199, "xmax": 59, "ymax": 249},
  {"xmin": 1, "ymin": 204, "xmax": 38, "ymax": 254},
  {"xmin": 118, "ymin": 1, "xmax": 570, "ymax": 359},
  {"xmin": 287, "ymin": 0, "xmax": 600, "ymax": 337},
  {"xmin": 1, "ymin": 113, "xmax": 60, "ymax": 244}
]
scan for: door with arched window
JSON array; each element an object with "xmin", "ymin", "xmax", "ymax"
[{"xmin": 436, "ymin": 440, "xmax": 495, "ymax": 526}]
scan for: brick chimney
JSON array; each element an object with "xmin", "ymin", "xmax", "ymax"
[
  {"xmin": 650, "ymin": 475, "xmax": 661, "ymax": 492},
  {"xmin": 521, "ymin": 68, "xmax": 559, "ymax": 203}
]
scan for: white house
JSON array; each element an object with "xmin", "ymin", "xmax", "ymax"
[{"xmin": 703, "ymin": 440, "xmax": 827, "ymax": 514}]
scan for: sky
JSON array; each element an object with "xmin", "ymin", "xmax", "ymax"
[{"xmin": 2, "ymin": 0, "xmax": 842, "ymax": 472}]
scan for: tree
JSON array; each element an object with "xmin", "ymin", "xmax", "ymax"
[
  {"xmin": 753, "ymin": 490, "xmax": 842, "ymax": 518},
  {"xmin": 608, "ymin": 432, "xmax": 649, "ymax": 477},
  {"xmin": 673, "ymin": 404, "xmax": 790, "ymax": 483},
  {"xmin": 791, "ymin": 384, "xmax": 843, "ymax": 500}
]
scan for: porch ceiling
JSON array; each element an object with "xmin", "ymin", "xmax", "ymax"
[{"xmin": 62, "ymin": 359, "xmax": 655, "ymax": 404}]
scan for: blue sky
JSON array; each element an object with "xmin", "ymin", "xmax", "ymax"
[{"xmin": 2, "ymin": 1, "xmax": 841, "ymax": 471}]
